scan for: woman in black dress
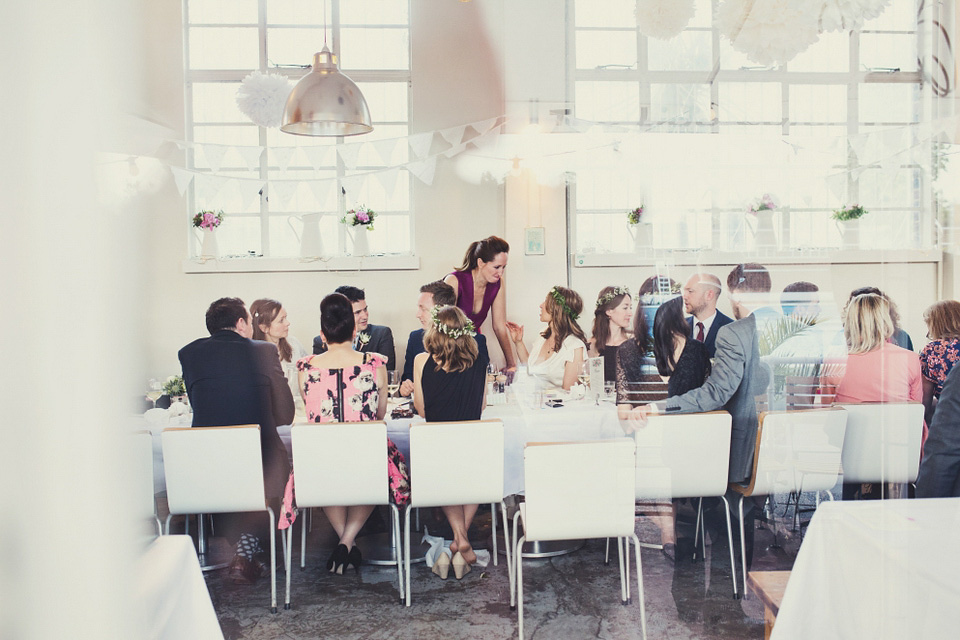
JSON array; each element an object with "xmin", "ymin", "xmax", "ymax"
[
  {"xmin": 588, "ymin": 286, "xmax": 632, "ymax": 383},
  {"xmin": 653, "ymin": 296, "xmax": 711, "ymax": 397},
  {"xmin": 412, "ymin": 305, "xmax": 488, "ymax": 578}
]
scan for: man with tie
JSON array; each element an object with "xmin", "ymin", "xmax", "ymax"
[
  {"xmin": 313, "ymin": 285, "xmax": 396, "ymax": 371},
  {"xmin": 682, "ymin": 272, "xmax": 733, "ymax": 358}
]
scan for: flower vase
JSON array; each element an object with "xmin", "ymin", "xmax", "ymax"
[
  {"xmin": 839, "ymin": 219, "xmax": 860, "ymax": 249},
  {"xmin": 200, "ymin": 229, "xmax": 218, "ymax": 261},
  {"xmin": 351, "ymin": 226, "xmax": 370, "ymax": 257},
  {"xmin": 754, "ymin": 211, "xmax": 777, "ymax": 251},
  {"xmin": 631, "ymin": 223, "xmax": 653, "ymax": 252},
  {"xmin": 288, "ymin": 213, "xmax": 324, "ymax": 260}
]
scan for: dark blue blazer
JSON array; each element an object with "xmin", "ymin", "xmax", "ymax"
[
  {"xmin": 917, "ymin": 364, "xmax": 960, "ymax": 498},
  {"xmin": 687, "ymin": 311, "xmax": 733, "ymax": 358},
  {"xmin": 179, "ymin": 330, "xmax": 295, "ymax": 498},
  {"xmin": 401, "ymin": 328, "xmax": 488, "ymax": 383}
]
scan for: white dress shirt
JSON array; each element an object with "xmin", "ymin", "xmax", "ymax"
[{"xmin": 692, "ymin": 310, "xmax": 718, "ymax": 341}]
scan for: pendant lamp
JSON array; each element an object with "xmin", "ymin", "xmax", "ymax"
[{"xmin": 280, "ymin": 45, "xmax": 373, "ymax": 137}]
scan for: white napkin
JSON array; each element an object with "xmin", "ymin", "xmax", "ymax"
[
  {"xmin": 167, "ymin": 401, "xmax": 189, "ymax": 417},
  {"xmin": 568, "ymin": 383, "xmax": 586, "ymax": 400},
  {"xmin": 143, "ymin": 408, "xmax": 169, "ymax": 426}
]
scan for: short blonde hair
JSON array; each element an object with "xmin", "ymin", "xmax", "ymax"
[
  {"xmin": 423, "ymin": 306, "xmax": 479, "ymax": 373},
  {"xmin": 844, "ymin": 293, "xmax": 893, "ymax": 354},
  {"xmin": 923, "ymin": 300, "xmax": 960, "ymax": 340}
]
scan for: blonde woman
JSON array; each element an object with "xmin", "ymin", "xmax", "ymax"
[
  {"xmin": 506, "ymin": 286, "xmax": 588, "ymax": 391},
  {"xmin": 412, "ymin": 305, "xmax": 488, "ymax": 579},
  {"xmin": 920, "ymin": 300, "xmax": 960, "ymax": 422},
  {"xmin": 588, "ymin": 286, "xmax": 633, "ymax": 383}
]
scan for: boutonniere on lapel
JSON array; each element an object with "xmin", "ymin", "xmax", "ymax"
[{"xmin": 357, "ymin": 331, "xmax": 371, "ymax": 349}]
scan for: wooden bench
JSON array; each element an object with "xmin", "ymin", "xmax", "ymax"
[{"xmin": 747, "ymin": 570, "xmax": 790, "ymax": 640}]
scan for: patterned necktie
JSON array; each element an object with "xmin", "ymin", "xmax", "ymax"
[{"xmin": 696, "ymin": 322, "xmax": 705, "ymax": 342}]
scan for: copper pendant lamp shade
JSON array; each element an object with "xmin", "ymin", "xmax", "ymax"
[{"xmin": 281, "ymin": 45, "xmax": 373, "ymax": 137}]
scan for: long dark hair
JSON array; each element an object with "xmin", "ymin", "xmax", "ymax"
[
  {"xmin": 630, "ymin": 300, "xmax": 651, "ymax": 356},
  {"xmin": 591, "ymin": 286, "xmax": 630, "ymax": 350},
  {"xmin": 251, "ymin": 298, "xmax": 293, "ymax": 362},
  {"xmin": 456, "ymin": 236, "xmax": 510, "ymax": 272},
  {"xmin": 653, "ymin": 296, "xmax": 687, "ymax": 376}
]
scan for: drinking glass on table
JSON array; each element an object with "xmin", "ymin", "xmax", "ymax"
[
  {"xmin": 577, "ymin": 362, "xmax": 590, "ymax": 389},
  {"xmin": 146, "ymin": 378, "xmax": 163, "ymax": 408},
  {"xmin": 387, "ymin": 371, "xmax": 400, "ymax": 399}
]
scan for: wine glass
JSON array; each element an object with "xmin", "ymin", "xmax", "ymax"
[
  {"xmin": 146, "ymin": 378, "xmax": 163, "ymax": 409},
  {"xmin": 577, "ymin": 362, "xmax": 590, "ymax": 390},
  {"xmin": 387, "ymin": 371, "xmax": 400, "ymax": 399}
]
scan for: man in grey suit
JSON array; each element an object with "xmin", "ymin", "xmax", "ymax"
[
  {"xmin": 916, "ymin": 364, "xmax": 960, "ymax": 497},
  {"xmin": 313, "ymin": 285, "xmax": 397, "ymax": 370}
]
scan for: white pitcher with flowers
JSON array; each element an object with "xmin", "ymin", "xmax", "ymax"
[
  {"xmin": 627, "ymin": 205, "xmax": 651, "ymax": 252},
  {"xmin": 832, "ymin": 204, "xmax": 867, "ymax": 249},
  {"xmin": 747, "ymin": 193, "xmax": 778, "ymax": 251},
  {"xmin": 341, "ymin": 205, "xmax": 377, "ymax": 257},
  {"xmin": 194, "ymin": 209, "xmax": 223, "ymax": 261}
]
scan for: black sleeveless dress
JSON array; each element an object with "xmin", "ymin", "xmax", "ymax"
[{"xmin": 421, "ymin": 351, "xmax": 489, "ymax": 421}]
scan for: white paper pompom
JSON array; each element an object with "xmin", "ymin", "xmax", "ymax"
[
  {"xmin": 717, "ymin": 0, "xmax": 821, "ymax": 67},
  {"xmin": 167, "ymin": 401, "xmax": 189, "ymax": 417},
  {"xmin": 235, "ymin": 71, "xmax": 295, "ymax": 128},
  {"xmin": 819, "ymin": 0, "xmax": 891, "ymax": 33},
  {"xmin": 635, "ymin": 0, "xmax": 696, "ymax": 41}
]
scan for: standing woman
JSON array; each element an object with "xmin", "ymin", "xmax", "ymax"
[
  {"xmin": 919, "ymin": 300, "xmax": 960, "ymax": 422},
  {"xmin": 444, "ymin": 236, "xmax": 516, "ymax": 370},
  {"xmin": 506, "ymin": 286, "xmax": 587, "ymax": 391},
  {"xmin": 412, "ymin": 305, "xmax": 488, "ymax": 579},
  {"xmin": 589, "ymin": 286, "xmax": 633, "ymax": 383},
  {"xmin": 251, "ymin": 298, "xmax": 308, "ymax": 402}
]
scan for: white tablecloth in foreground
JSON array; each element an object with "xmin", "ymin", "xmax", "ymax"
[
  {"xmin": 771, "ymin": 498, "xmax": 960, "ymax": 640},
  {"xmin": 135, "ymin": 535, "xmax": 224, "ymax": 640}
]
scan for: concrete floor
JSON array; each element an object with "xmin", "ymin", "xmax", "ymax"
[{"xmin": 194, "ymin": 498, "xmax": 808, "ymax": 640}]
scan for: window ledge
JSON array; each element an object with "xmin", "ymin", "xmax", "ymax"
[
  {"xmin": 182, "ymin": 254, "xmax": 421, "ymax": 273},
  {"xmin": 574, "ymin": 248, "xmax": 942, "ymax": 267}
]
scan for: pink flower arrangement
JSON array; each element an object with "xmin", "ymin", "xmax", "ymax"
[
  {"xmin": 341, "ymin": 205, "xmax": 377, "ymax": 231},
  {"xmin": 627, "ymin": 205, "xmax": 645, "ymax": 225},
  {"xmin": 747, "ymin": 193, "xmax": 777, "ymax": 216},
  {"xmin": 192, "ymin": 209, "xmax": 224, "ymax": 230}
]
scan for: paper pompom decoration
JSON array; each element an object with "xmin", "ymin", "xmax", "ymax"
[
  {"xmin": 717, "ymin": 0, "xmax": 822, "ymax": 67},
  {"xmin": 235, "ymin": 71, "xmax": 295, "ymax": 128},
  {"xmin": 819, "ymin": 0, "xmax": 890, "ymax": 33},
  {"xmin": 635, "ymin": 0, "xmax": 696, "ymax": 41}
]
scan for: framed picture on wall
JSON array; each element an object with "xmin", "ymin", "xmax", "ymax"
[{"xmin": 525, "ymin": 227, "xmax": 545, "ymax": 255}]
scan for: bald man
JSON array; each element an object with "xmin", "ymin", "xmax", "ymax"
[{"xmin": 682, "ymin": 272, "xmax": 733, "ymax": 358}]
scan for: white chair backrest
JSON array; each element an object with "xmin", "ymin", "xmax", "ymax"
[
  {"xmin": 129, "ymin": 431, "xmax": 157, "ymax": 522},
  {"xmin": 635, "ymin": 412, "xmax": 732, "ymax": 500},
  {"xmin": 749, "ymin": 408, "xmax": 848, "ymax": 497},
  {"xmin": 409, "ymin": 420, "xmax": 504, "ymax": 507},
  {"xmin": 523, "ymin": 439, "xmax": 636, "ymax": 542},
  {"xmin": 162, "ymin": 425, "xmax": 266, "ymax": 515},
  {"xmin": 292, "ymin": 421, "xmax": 389, "ymax": 507},
  {"xmin": 835, "ymin": 403, "xmax": 924, "ymax": 484}
]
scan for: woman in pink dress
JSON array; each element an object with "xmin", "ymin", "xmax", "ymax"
[
  {"xmin": 295, "ymin": 293, "xmax": 410, "ymax": 574},
  {"xmin": 821, "ymin": 292, "xmax": 922, "ymax": 499}
]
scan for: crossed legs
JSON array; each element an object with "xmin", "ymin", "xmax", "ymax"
[
  {"xmin": 323, "ymin": 505, "xmax": 376, "ymax": 549},
  {"xmin": 442, "ymin": 503, "xmax": 479, "ymax": 564}
]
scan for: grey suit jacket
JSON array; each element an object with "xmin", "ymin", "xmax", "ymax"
[
  {"xmin": 665, "ymin": 314, "xmax": 769, "ymax": 484},
  {"xmin": 916, "ymin": 364, "xmax": 960, "ymax": 498},
  {"xmin": 313, "ymin": 323, "xmax": 396, "ymax": 371}
]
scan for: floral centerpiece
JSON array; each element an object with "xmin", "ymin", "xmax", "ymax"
[
  {"xmin": 627, "ymin": 205, "xmax": 645, "ymax": 225},
  {"xmin": 747, "ymin": 193, "xmax": 777, "ymax": 215},
  {"xmin": 192, "ymin": 210, "xmax": 224, "ymax": 230},
  {"xmin": 162, "ymin": 375, "xmax": 186, "ymax": 397},
  {"xmin": 831, "ymin": 204, "xmax": 867, "ymax": 221},
  {"xmin": 341, "ymin": 205, "xmax": 377, "ymax": 231}
]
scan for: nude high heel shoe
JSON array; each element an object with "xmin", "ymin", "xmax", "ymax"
[
  {"xmin": 432, "ymin": 550, "xmax": 452, "ymax": 580},
  {"xmin": 451, "ymin": 552, "xmax": 472, "ymax": 580}
]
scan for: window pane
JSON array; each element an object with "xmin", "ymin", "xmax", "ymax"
[
  {"xmin": 788, "ymin": 32, "xmax": 848, "ymax": 72},
  {"xmin": 575, "ymin": 81, "xmax": 640, "ymax": 122},
  {"xmin": 648, "ymin": 31, "xmax": 712, "ymax": 71},
  {"xmin": 202, "ymin": 215, "xmax": 262, "ymax": 256},
  {"xmin": 267, "ymin": 0, "xmax": 327, "ymax": 25},
  {"xmin": 268, "ymin": 214, "xmax": 340, "ymax": 258},
  {"xmin": 188, "ymin": 0, "xmax": 258, "ymax": 24},
  {"xmin": 863, "ymin": 4, "xmax": 916, "ymax": 31},
  {"xmin": 356, "ymin": 124, "xmax": 409, "ymax": 166},
  {"xmin": 193, "ymin": 125, "xmax": 261, "ymax": 146},
  {"xmin": 192, "ymin": 82, "xmax": 247, "ymax": 123},
  {"xmin": 860, "ymin": 33, "xmax": 917, "ymax": 71},
  {"xmin": 341, "ymin": 0, "xmax": 408, "ymax": 25},
  {"xmin": 368, "ymin": 215, "xmax": 411, "ymax": 254},
  {"xmin": 577, "ymin": 31, "xmax": 636, "ymax": 70},
  {"xmin": 688, "ymin": 0, "xmax": 711, "ymax": 28},
  {"xmin": 357, "ymin": 82, "xmax": 409, "ymax": 122},
  {"xmin": 189, "ymin": 27, "xmax": 259, "ymax": 69},
  {"xmin": 789, "ymin": 85, "xmax": 846, "ymax": 123},
  {"xmin": 574, "ymin": 0, "xmax": 634, "ymax": 27},
  {"xmin": 341, "ymin": 28, "xmax": 409, "ymax": 70},
  {"xmin": 720, "ymin": 39, "xmax": 761, "ymax": 70},
  {"xmin": 650, "ymin": 84, "xmax": 710, "ymax": 123},
  {"xmin": 859, "ymin": 84, "xmax": 918, "ymax": 123},
  {"xmin": 267, "ymin": 28, "xmax": 326, "ymax": 66},
  {"xmin": 719, "ymin": 83, "xmax": 781, "ymax": 122}
]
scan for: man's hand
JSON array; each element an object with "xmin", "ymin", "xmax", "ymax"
[
  {"xmin": 617, "ymin": 403, "xmax": 655, "ymax": 434},
  {"xmin": 399, "ymin": 379, "xmax": 414, "ymax": 397}
]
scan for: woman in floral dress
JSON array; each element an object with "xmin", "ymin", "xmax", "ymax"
[
  {"xmin": 293, "ymin": 292, "xmax": 410, "ymax": 574},
  {"xmin": 920, "ymin": 300, "xmax": 960, "ymax": 423}
]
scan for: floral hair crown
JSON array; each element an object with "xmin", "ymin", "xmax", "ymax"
[
  {"xmin": 549, "ymin": 286, "xmax": 580, "ymax": 321},
  {"xmin": 595, "ymin": 286, "xmax": 631, "ymax": 310},
  {"xmin": 430, "ymin": 305, "xmax": 477, "ymax": 340}
]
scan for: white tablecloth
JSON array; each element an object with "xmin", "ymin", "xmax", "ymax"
[
  {"xmin": 135, "ymin": 535, "xmax": 224, "ymax": 640},
  {"xmin": 771, "ymin": 498, "xmax": 960, "ymax": 640}
]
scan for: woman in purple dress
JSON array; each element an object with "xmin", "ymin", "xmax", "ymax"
[{"xmin": 443, "ymin": 236, "xmax": 516, "ymax": 370}]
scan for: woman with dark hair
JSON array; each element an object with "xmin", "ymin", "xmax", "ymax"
[
  {"xmin": 505, "ymin": 286, "xmax": 587, "ymax": 391},
  {"xmin": 615, "ymin": 300, "xmax": 653, "ymax": 406},
  {"xmin": 920, "ymin": 300, "xmax": 960, "ymax": 421},
  {"xmin": 295, "ymin": 293, "xmax": 410, "ymax": 574},
  {"xmin": 444, "ymin": 236, "xmax": 515, "ymax": 370},
  {"xmin": 589, "ymin": 286, "xmax": 632, "ymax": 383},
  {"xmin": 251, "ymin": 298, "xmax": 308, "ymax": 401},
  {"xmin": 412, "ymin": 305, "xmax": 488, "ymax": 579},
  {"xmin": 653, "ymin": 296, "xmax": 711, "ymax": 398}
]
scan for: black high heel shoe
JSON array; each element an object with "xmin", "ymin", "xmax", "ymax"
[
  {"xmin": 326, "ymin": 544, "xmax": 349, "ymax": 574},
  {"xmin": 347, "ymin": 545, "xmax": 362, "ymax": 574}
]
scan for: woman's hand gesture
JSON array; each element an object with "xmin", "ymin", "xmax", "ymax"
[{"xmin": 505, "ymin": 321, "xmax": 524, "ymax": 345}]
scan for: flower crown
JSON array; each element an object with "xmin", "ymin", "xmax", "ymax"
[
  {"xmin": 430, "ymin": 305, "xmax": 477, "ymax": 340},
  {"xmin": 550, "ymin": 286, "xmax": 580, "ymax": 321},
  {"xmin": 595, "ymin": 286, "xmax": 631, "ymax": 310}
]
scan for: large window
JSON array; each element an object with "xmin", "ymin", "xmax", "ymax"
[
  {"xmin": 184, "ymin": 0, "xmax": 411, "ymax": 260},
  {"xmin": 571, "ymin": 0, "xmax": 928, "ymax": 256}
]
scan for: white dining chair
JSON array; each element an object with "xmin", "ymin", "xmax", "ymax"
[
  {"xmin": 834, "ymin": 402, "xmax": 924, "ymax": 495},
  {"xmin": 287, "ymin": 421, "xmax": 404, "ymax": 608},
  {"xmin": 513, "ymin": 439, "xmax": 645, "ymax": 640},
  {"xmin": 403, "ymin": 419, "xmax": 508, "ymax": 607},
  {"xmin": 729, "ymin": 408, "xmax": 848, "ymax": 595},
  {"xmin": 161, "ymin": 425, "xmax": 280, "ymax": 613},
  {"xmin": 130, "ymin": 430, "xmax": 162, "ymax": 537}
]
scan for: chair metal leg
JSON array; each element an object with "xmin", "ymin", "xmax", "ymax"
[
  {"xmin": 403, "ymin": 505, "xmax": 413, "ymax": 607},
  {"xmin": 267, "ymin": 507, "xmax": 277, "ymax": 614},
  {"xmin": 500, "ymin": 502, "xmax": 513, "ymax": 597},
  {"xmin": 390, "ymin": 504, "xmax": 404, "ymax": 603},
  {"xmin": 153, "ymin": 516, "xmax": 163, "ymax": 537},
  {"xmin": 284, "ymin": 525, "xmax": 292, "ymax": 610},
  {"xmin": 164, "ymin": 513, "xmax": 173, "ymax": 535},
  {"xmin": 719, "ymin": 495, "xmax": 739, "ymax": 599},
  {"xmin": 490, "ymin": 502, "xmax": 498, "ymax": 566},
  {"xmin": 618, "ymin": 538, "xmax": 628, "ymax": 604},
  {"xmin": 516, "ymin": 534, "xmax": 526, "ymax": 639},
  {"xmin": 300, "ymin": 509, "xmax": 307, "ymax": 570},
  {"xmin": 737, "ymin": 496, "xmax": 747, "ymax": 598},
  {"xmin": 604, "ymin": 537, "xmax": 610, "ymax": 565},
  {"xmin": 511, "ymin": 510, "xmax": 522, "ymax": 610},
  {"xmin": 824, "ymin": 489, "xmax": 834, "ymax": 501},
  {"xmin": 629, "ymin": 534, "xmax": 648, "ymax": 640},
  {"xmin": 693, "ymin": 498, "xmax": 702, "ymax": 560}
]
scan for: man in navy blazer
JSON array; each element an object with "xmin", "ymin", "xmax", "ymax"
[
  {"xmin": 313, "ymin": 285, "xmax": 396, "ymax": 371},
  {"xmin": 179, "ymin": 297, "xmax": 294, "ymax": 583},
  {"xmin": 399, "ymin": 280, "xmax": 488, "ymax": 397},
  {"xmin": 682, "ymin": 272, "xmax": 733, "ymax": 358},
  {"xmin": 916, "ymin": 364, "xmax": 960, "ymax": 498}
]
